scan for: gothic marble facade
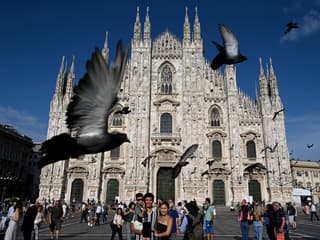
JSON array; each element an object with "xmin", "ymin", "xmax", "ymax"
[{"xmin": 39, "ymin": 7, "xmax": 293, "ymax": 206}]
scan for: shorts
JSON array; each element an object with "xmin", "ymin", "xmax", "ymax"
[
  {"xmin": 205, "ymin": 220, "xmax": 214, "ymax": 234},
  {"xmin": 288, "ymin": 215, "xmax": 295, "ymax": 224},
  {"xmin": 50, "ymin": 219, "xmax": 61, "ymax": 231}
]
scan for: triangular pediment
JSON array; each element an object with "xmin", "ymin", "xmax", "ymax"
[{"xmin": 153, "ymin": 97, "xmax": 180, "ymax": 106}]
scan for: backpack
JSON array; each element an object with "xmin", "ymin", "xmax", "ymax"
[{"xmin": 186, "ymin": 213, "xmax": 204, "ymax": 240}]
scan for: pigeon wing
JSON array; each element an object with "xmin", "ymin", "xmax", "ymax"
[
  {"xmin": 179, "ymin": 144, "xmax": 199, "ymax": 163},
  {"xmin": 66, "ymin": 41, "xmax": 128, "ymax": 136},
  {"xmin": 172, "ymin": 162, "xmax": 189, "ymax": 179},
  {"xmin": 219, "ymin": 24, "xmax": 239, "ymax": 57}
]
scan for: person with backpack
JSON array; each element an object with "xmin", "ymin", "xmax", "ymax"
[
  {"xmin": 238, "ymin": 199, "xmax": 252, "ymax": 240},
  {"xmin": 179, "ymin": 200, "xmax": 204, "ymax": 240}
]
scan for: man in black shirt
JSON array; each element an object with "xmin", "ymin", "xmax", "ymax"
[
  {"xmin": 272, "ymin": 202, "xmax": 285, "ymax": 234},
  {"xmin": 22, "ymin": 198, "xmax": 38, "ymax": 240}
]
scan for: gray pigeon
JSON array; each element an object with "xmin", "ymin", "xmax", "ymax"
[
  {"xmin": 39, "ymin": 41, "xmax": 130, "ymax": 168},
  {"xmin": 211, "ymin": 24, "xmax": 247, "ymax": 70},
  {"xmin": 172, "ymin": 144, "xmax": 198, "ymax": 179}
]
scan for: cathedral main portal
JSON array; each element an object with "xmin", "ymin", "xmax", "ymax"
[{"xmin": 157, "ymin": 167, "xmax": 175, "ymax": 202}]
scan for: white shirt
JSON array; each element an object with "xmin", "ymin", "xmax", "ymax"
[
  {"xmin": 113, "ymin": 214, "xmax": 123, "ymax": 225},
  {"xmin": 96, "ymin": 205, "xmax": 102, "ymax": 213},
  {"xmin": 7, "ymin": 206, "xmax": 14, "ymax": 217}
]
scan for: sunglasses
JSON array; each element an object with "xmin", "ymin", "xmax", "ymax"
[{"xmin": 137, "ymin": 198, "xmax": 143, "ymax": 201}]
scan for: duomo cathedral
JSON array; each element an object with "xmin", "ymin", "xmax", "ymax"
[{"xmin": 39, "ymin": 7, "xmax": 293, "ymax": 206}]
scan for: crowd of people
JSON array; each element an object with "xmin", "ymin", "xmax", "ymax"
[
  {"xmin": 0, "ymin": 194, "xmax": 319, "ymax": 240},
  {"xmin": 237, "ymin": 199, "xmax": 320, "ymax": 240}
]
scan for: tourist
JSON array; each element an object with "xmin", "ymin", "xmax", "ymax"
[
  {"xmin": 111, "ymin": 207, "xmax": 124, "ymax": 240},
  {"xmin": 154, "ymin": 202, "xmax": 173, "ymax": 240},
  {"xmin": 238, "ymin": 199, "xmax": 252, "ymax": 240}
]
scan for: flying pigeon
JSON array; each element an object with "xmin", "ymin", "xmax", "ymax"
[
  {"xmin": 284, "ymin": 22, "xmax": 299, "ymax": 34},
  {"xmin": 141, "ymin": 155, "xmax": 152, "ymax": 167},
  {"xmin": 211, "ymin": 24, "xmax": 247, "ymax": 70},
  {"xmin": 307, "ymin": 144, "xmax": 314, "ymax": 149},
  {"xmin": 260, "ymin": 142, "xmax": 278, "ymax": 153},
  {"xmin": 201, "ymin": 170, "xmax": 209, "ymax": 177},
  {"xmin": 172, "ymin": 144, "xmax": 198, "ymax": 179},
  {"xmin": 39, "ymin": 41, "xmax": 130, "ymax": 168},
  {"xmin": 206, "ymin": 160, "xmax": 214, "ymax": 166},
  {"xmin": 272, "ymin": 108, "xmax": 285, "ymax": 120},
  {"xmin": 114, "ymin": 106, "xmax": 131, "ymax": 115}
]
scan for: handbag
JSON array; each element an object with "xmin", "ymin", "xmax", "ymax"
[
  {"xmin": 133, "ymin": 220, "xmax": 143, "ymax": 231},
  {"xmin": 276, "ymin": 232, "xmax": 285, "ymax": 240}
]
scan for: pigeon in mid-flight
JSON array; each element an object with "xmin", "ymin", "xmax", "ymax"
[
  {"xmin": 39, "ymin": 41, "xmax": 130, "ymax": 168},
  {"xmin": 211, "ymin": 24, "xmax": 247, "ymax": 70},
  {"xmin": 284, "ymin": 22, "xmax": 299, "ymax": 34},
  {"xmin": 260, "ymin": 142, "xmax": 278, "ymax": 153},
  {"xmin": 272, "ymin": 108, "xmax": 285, "ymax": 120},
  {"xmin": 172, "ymin": 144, "xmax": 198, "ymax": 179},
  {"xmin": 307, "ymin": 144, "xmax": 314, "ymax": 149}
]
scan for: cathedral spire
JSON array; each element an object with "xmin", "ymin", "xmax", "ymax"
[
  {"xmin": 133, "ymin": 6, "xmax": 141, "ymax": 43},
  {"xmin": 259, "ymin": 57, "xmax": 265, "ymax": 78},
  {"xmin": 55, "ymin": 56, "xmax": 65, "ymax": 96},
  {"xmin": 183, "ymin": 6, "xmax": 190, "ymax": 45},
  {"xmin": 102, "ymin": 31, "xmax": 109, "ymax": 62},
  {"xmin": 269, "ymin": 57, "xmax": 279, "ymax": 97},
  {"xmin": 143, "ymin": 6, "xmax": 151, "ymax": 42},
  {"xmin": 193, "ymin": 6, "xmax": 201, "ymax": 42},
  {"xmin": 58, "ymin": 56, "xmax": 65, "ymax": 78},
  {"xmin": 65, "ymin": 55, "xmax": 75, "ymax": 98},
  {"xmin": 258, "ymin": 58, "xmax": 268, "ymax": 97}
]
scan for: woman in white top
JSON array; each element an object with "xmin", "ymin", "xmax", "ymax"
[
  {"xmin": 111, "ymin": 208, "xmax": 124, "ymax": 240},
  {"xmin": 34, "ymin": 205, "xmax": 45, "ymax": 240},
  {"xmin": 4, "ymin": 200, "xmax": 21, "ymax": 240}
]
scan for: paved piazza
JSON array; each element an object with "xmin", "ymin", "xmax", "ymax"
[{"xmin": 9, "ymin": 207, "xmax": 319, "ymax": 240}]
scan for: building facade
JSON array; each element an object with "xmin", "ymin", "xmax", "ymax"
[
  {"xmin": 39, "ymin": 7, "xmax": 293, "ymax": 206},
  {"xmin": 0, "ymin": 124, "xmax": 37, "ymax": 201},
  {"xmin": 291, "ymin": 160, "xmax": 320, "ymax": 204}
]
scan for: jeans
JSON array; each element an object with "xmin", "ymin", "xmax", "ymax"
[
  {"xmin": 240, "ymin": 221, "xmax": 249, "ymax": 240},
  {"xmin": 125, "ymin": 221, "xmax": 132, "ymax": 240},
  {"xmin": 253, "ymin": 221, "xmax": 263, "ymax": 240}
]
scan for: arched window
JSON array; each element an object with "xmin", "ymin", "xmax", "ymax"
[
  {"xmin": 160, "ymin": 65, "xmax": 173, "ymax": 94},
  {"xmin": 110, "ymin": 147, "xmax": 120, "ymax": 160},
  {"xmin": 112, "ymin": 114, "xmax": 122, "ymax": 127},
  {"xmin": 246, "ymin": 140, "xmax": 256, "ymax": 159},
  {"xmin": 160, "ymin": 113, "xmax": 172, "ymax": 134},
  {"xmin": 210, "ymin": 108, "xmax": 221, "ymax": 126},
  {"xmin": 212, "ymin": 140, "xmax": 222, "ymax": 160}
]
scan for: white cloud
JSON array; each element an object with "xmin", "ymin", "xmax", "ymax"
[
  {"xmin": 0, "ymin": 105, "xmax": 47, "ymax": 142},
  {"xmin": 281, "ymin": 10, "xmax": 320, "ymax": 42}
]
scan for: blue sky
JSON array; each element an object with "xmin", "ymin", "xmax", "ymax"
[{"xmin": 0, "ymin": 0, "xmax": 319, "ymax": 160}]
